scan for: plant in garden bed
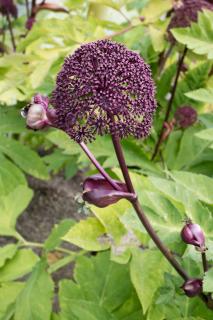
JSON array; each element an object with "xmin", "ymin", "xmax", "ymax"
[{"xmin": 22, "ymin": 39, "xmax": 213, "ymax": 312}]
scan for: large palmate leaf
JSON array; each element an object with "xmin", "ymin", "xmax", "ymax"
[
  {"xmin": 130, "ymin": 248, "xmax": 170, "ymax": 314},
  {"xmin": 0, "ymin": 135, "xmax": 49, "ymax": 180},
  {"xmin": 171, "ymin": 10, "xmax": 213, "ymax": 59},
  {"xmin": 15, "ymin": 260, "xmax": 54, "ymax": 320},
  {"xmin": 59, "ymin": 251, "xmax": 143, "ymax": 320}
]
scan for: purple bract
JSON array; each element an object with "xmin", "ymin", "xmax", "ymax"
[
  {"xmin": 51, "ymin": 40, "xmax": 156, "ymax": 143},
  {"xmin": 182, "ymin": 278, "xmax": 203, "ymax": 297},
  {"xmin": 83, "ymin": 174, "xmax": 136, "ymax": 208},
  {"xmin": 181, "ymin": 221, "xmax": 205, "ymax": 250}
]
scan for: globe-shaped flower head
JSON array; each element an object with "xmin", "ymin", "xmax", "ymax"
[
  {"xmin": 51, "ymin": 40, "xmax": 156, "ymax": 143},
  {"xmin": 167, "ymin": 0, "xmax": 213, "ymax": 43}
]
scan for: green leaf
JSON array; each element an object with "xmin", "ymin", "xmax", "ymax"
[
  {"xmin": 59, "ymin": 251, "xmax": 142, "ymax": 319},
  {"xmin": 0, "ymin": 249, "xmax": 39, "ymax": 282},
  {"xmin": 15, "ymin": 260, "xmax": 54, "ymax": 320},
  {"xmin": 0, "ymin": 135, "xmax": 49, "ymax": 180},
  {"xmin": 0, "ymin": 244, "xmax": 18, "ymax": 268},
  {"xmin": 172, "ymin": 171, "xmax": 213, "ymax": 205},
  {"xmin": 0, "ymin": 155, "xmax": 27, "ymax": 196},
  {"xmin": 63, "ymin": 217, "xmax": 110, "ymax": 251},
  {"xmin": 203, "ymin": 269, "xmax": 213, "ymax": 293},
  {"xmin": 195, "ymin": 128, "xmax": 213, "ymax": 142},
  {"xmin": 0, "ymin": 282, "xmax": 24, "ymax": 319},
  {"xmin": 0, "ymin": 186, "xmax": 33, "ymax": 237},
  {"xmin": 171, "ymin": 10, "xmax": 213, "ymax": 59},
  {"xmin": 44, "ymin": 219, "xmax": 75, "ymax": 252},
  {"xmin": 130, "ymin": 248, "xmax": 170, "ymax": 314},
  {"xmin": 0, "ymin": 107, "xmax": 25, "ymax": 133},
  {"xmin": 185, "ymin": 88, "xmax": 213, "ymax": 104}
]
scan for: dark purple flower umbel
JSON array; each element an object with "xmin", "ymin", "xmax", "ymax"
[
  {"xmin": 174, "ymin": 106, "xmax": 197, "ymax": 128},
  {"xmin": 181, "ymin": 221, "xmax": 205, "ymax": 250},
  {"xmin": 21, "ymin": 94, "xmax": 56, "ymax": 130},
  {"xmin": 83, "ymin": 174, "xmax": 136, "ymax": 208},
  {"xmin": 0, "ymin": 0, "xmax": 18, "ymax": 18},
  {"xmin": 182, "ymin": 279, "xmax": 203, "ymax": 297},
  {"xmin": 167, "ymin": 0, "xmax": 213, "ymax": 43},
  {"xmin": 51, "ymin": 40, "xmax": 156, "ymax": 143}
]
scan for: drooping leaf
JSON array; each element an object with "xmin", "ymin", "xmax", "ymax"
[
  {"xmin": 185, "ymin": 88, "xmax": 213, "ymax": 104},
  {"xmin": 0, "ymin": 244, "xmax": 18, "ymax": 268}
]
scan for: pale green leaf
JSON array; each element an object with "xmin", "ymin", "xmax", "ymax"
[
  {"xmin": 63, "ymin": 217, "xmax": 110, "ymax": 251},
  {"xmin": 203, "ymin": 268, "xmax": 213, "ymax": 293},
  {"xmin": 0, "ymin": 244, "xmax": 18, "ymax": 268},
  {"xmin": 15, "ymin": 260, "xmax": 54, "ymax": 320},
  {"xmin": 130, "ymin": 248, "xmax": 170, "ymax": 314},
  {"xmin": 0, "ymin": 282, "xmax": 24, "ymax": 319},
  {"xmin": 195, "ymin": 128, "xmax": 213, "ymax": 142},
  {"xmin": 0, "ymin": 249, "xmax": 39, "ymax": 282},
  {"xmin": 185, "ymin": 88, "xmax": 213, "ymax": 104}
]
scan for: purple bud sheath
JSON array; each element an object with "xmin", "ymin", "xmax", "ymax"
[
  {"xmin": 175, "ymin": 106, "xmax": 197, "ymax": 128},
  {"xmin": 21, "ymin": 94, "xmax": 57, "ymax": 130},
  {"xmin": 181, "ymin": 221, "xmax": 205, "ymax": 250},
  {"xmin": 182, "ymin": 278, "xmax": 203, "ymax": 297},
  {"xmin": 82, "ymin": 174, "xmax": 136, "ymax": 208}
]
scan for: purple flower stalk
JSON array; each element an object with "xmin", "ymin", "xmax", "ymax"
[
  {"xmin": 181, "ymin": 221, "xmax": 205, "ymax": 250},
  {"xmin": 51, "ymin": 40, "xmax": 156, "ymax": 143},
  {"xmin": 175, "ymin": 106, "xmax": 197, "ymax": 128},
  {"xmin": 167, "ymin": 0, "xmax": 213, "ymax": 43},
  {"xmin": 25, "ymin": 16, "xmax": 36, "ymax": 30},
  {"xmin": 83, "ymin": 174, "xmax": 136, "ymax": 208},
  {"xmin": 182, "ymin": 278, "xmax": 203, "ymax": 297},
  {"xmin": 0, "ymin": 0, "xmax": 17, "ymax": 18},
  {"xmin": 21, "ymin": 94, "xmax": 56, "ymax": 130}
]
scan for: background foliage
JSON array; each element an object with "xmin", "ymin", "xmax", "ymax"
[{"xmin": 0, "ymin": 0, "xmax": 213, "ymax": 319}]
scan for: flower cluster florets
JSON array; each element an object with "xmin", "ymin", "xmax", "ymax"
[{"xmin": 51, "ymin": 40, "xmax": 156, "ymax": 143}]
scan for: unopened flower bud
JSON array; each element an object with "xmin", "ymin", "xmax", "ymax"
[
  {"xmin": 174, "ymin": 106, "xmax": 197, "ymax": 128},
  {"xmin": 83, "ymin": 174, "xmax": 136, "ymax": 208},
  {"xmin": 181, "ymin": 221, "xmax": 205, "ymax": 250},
  {"xmin": 182, "ymin": 279, "xmax": 202, "ymax": 297},
  {"xmin": 25, "ymin": 17, "xmax": 36, "ymax": 30},
  {"xmin": 21, "ymin": 94, "xmax": 56, "ymax": 130}
]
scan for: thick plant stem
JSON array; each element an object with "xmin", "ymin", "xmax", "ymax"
[
  {"xmin": 152, "ymin": 46, "xmax": 187, "ymax": 160},
  {"xmin": 111, "ymin": 135, "xmax": 189, "ymax": 280},
  {"xmin": 202, "ymin": 252, "xmax": 208, "ymax": 273},
  {"xmin": 6, "ymin": 12, "xmax": 16, "ymax": 51},
  {"xmin": 79, "ymin": 141, "xmax": 122, "ymax": 191}
]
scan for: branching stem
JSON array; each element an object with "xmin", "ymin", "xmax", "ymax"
[{"xmin": 152, "ymin": 46, "xmax": 187, "ymax": 160}]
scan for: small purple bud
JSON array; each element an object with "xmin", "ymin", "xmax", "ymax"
[
  {"xmin": 175, "ymin": 106, "xmax": 197, "ymax": 128},
  {"xmin": 83, "ymin": 174, "xmax": 136, "ymax": 208},
  {"xmin": 181, "ymin": 221, "xmax": 205, "ymax": 250},
  {"xmin": 21, "ymin": 94, "xmax": 56, "ymax": 130},
  {"xmin": 182, "ymin": 279, "xmax": 202, "ymax": 297}
]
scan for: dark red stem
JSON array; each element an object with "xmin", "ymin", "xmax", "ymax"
[
  {"xmin": 152, "ymin": 46, "xmax": 187, "ymax": 160},
  {"xmin": 79, "ymin": 141, "xmax": 122, "ymax": 191},
  {"xmin": 111, "ymin": 134, "xmax": 189, "ymax": 280},
  {"xmin": 6, "ymin": 12, "xmax": 16, "ymax": 51}
]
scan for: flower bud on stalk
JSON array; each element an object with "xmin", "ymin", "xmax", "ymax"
[
  {"xmin": 181, "ymin": 221, "xmax": 205, "ymax": 251},
  {"xmin": 83, "ymin": 174, "xmax": 137, "ymax": 208},
  {"xmin": 182, "ymin": 278, "xmax": 203, "ymax": 297},
  {"xmin": 174, "ymin": 106, "xmax": 197, "ymax": 128},
  {"xmin": 21, "ymin": 94, "xmax": 56, "ymax": 130}
]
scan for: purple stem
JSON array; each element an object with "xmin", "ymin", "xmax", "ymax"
[
  {"xmin": 202, "ymin": 252, "xmax": 208, "ymax": 273},
  {"xmin": 111, "ymin": 134, "xmax": 189, "ymax": 280},
  {"xmin": 79, "ymin": 141, "xmax": 122, "ymax": 191},
  {"xmin": 152, "ymin": 46, "xmax": 187, "ymax": 160},
  {"xmin": 6, "ymin": 12, "xmax": 16, "ymax": 51}
]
